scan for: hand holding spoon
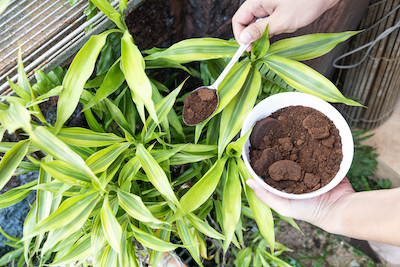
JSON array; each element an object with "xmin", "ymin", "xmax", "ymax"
[{"xmin": 182, "ymin": 18, "xmax": 264, "ymax": 126}]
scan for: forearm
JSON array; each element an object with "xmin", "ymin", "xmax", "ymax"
[{"xmin": 320, "ymin": 188, "xmax": 400, "ymax": 246}]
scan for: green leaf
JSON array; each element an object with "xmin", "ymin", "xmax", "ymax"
[
  {"xmin": 58, "ymin": 127, "xmax": 126, "ymax": 147},
  {"xmin": 180, "ymin": 155, "xmax": 228, "ymax": 215},
  {"xmin": 118, "ymin": 189, "xmax": 164, "ymax": 224},
  {"xmin": 7, "ymin": 78, "xmax": 30, "ymax": 103},
  {"xmin": 54, "ymin": 30, "xmax": 119, "ymax": 134},
  {"xmin": 90, "ymin": 0, "xmax": 126, "ymax": 30},
  {"xmin": 130, "ymin": 223, "xmax": 179, "ymax": 252},
  {"xmin": 145, "ymin": 58, "xmax": 191, "ymax": 74},
  {"xmin": 218, "ymin": 67, "xmax": 261, "ymax": 157},
  {"xmin": 104, "ymin": 97, "xmax": 135, "ymax": 136},
  {"xmin": 143, "ymin": 79, "xmax": 186, "ymax": 142},
  {"xmin": 222, "ymin": 158, "xmax": 241, "ymax": 253},
  {"xmin": 40, "ymin": 160, "xmax": 93, "ymax": 186},
  {"xmin": 23, "ymin": 191, "xmax": 100, "ymax": 241},
  {"xmin": 186, "ymin": 213, "xmax": 224, "ymax": 240},
  {"xmin": 169, "ymin": 153, "xmax": 215, "ymax": 165},
  {"xmin": 144, "ymin": 38, "xmax": 239, "ymax": 63},
  {"xmin": 86, "ymin": 142, "xmax": 131, "ymax": 174},
  {"xmin": 101, "ymin": 195, "xmax": 122, "ymax": 254},
  {"xmin": 176, "ymin": 219, "xmax": 204, "ymax": 267},
  {"xmin": 252, "ymin": 24, "xmax": 270, "ymax": 60},
  {"xmin": 30, "ymin": 126, "xmax": 104, "ymax": 191},
  {"xmin": 265, "ymin": 31, "xmax": 360, "ymax": 61},
  {"xmin": 23, "ymin": 201, "xmax": 37, "ymax": 265},
  {"xmin": 260, "ymin": 55, "xmax": 361, "ymax": 105},
  {"xmin": 0, "ymin": 140, "xmax": 29, "ymax": 191},
  {"xmin": 82, "ymin": 59, "xmax": 125, "ymax": 112},
  {"xmin": 0, "ymin": 100, "xmax": 32, "ymax": 134},
  {"xmin": 137, "ymin": 143, "xmax": 180, "ymax": 207},
  {"xmin": 237, "ymin": 158, "xmax": 275, "ymax": 252},
  {"xmin": 235, "ymin": 247, "xmax": 252, "ymax": 267},
  {"xmin": 121, "ymin": 30, "xmax": 158, "ymax": 125},
  {"xmin": 226, "ymin": 128, "xmax": 252, "ymax": 158}
]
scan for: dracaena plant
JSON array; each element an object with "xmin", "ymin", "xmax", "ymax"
[{"xmin": 0, "ymin": 0, "xmax": 361, "ymax": 265}]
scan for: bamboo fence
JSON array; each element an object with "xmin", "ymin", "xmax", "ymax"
[{"xmin": 336, "ymin": 0, "xmax": 400, "ymax": 129}]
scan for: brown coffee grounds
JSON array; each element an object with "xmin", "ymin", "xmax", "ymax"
[
  {"xmin": 183, "ymin": 87, "xmax": 218, "ymax": 125},
  {"xmin": 249, "ymin": 105, "xmax": 343, "ymax": 194}
]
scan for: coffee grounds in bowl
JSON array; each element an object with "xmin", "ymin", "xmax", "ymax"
[{"xmin": 249, "ymin": 105, "xmax": 343, "ymax": 194}]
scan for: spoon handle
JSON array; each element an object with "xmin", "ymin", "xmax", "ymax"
[{"xmin": 211, "ymin": 42, "xmax": 250, "ymax": 90}]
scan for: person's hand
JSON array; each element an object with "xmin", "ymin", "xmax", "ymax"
[
  {"xmin": 232, "ymin": 0, "xmax": 339, "ymax": 50},
  {"xmin": 246, "ymin": 177, "xmax": 355, "ymax": 229}
]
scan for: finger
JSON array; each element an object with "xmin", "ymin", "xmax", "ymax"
[{"xmin": 232, "ymin": 0, "xmax": 271, "ymax": 44}]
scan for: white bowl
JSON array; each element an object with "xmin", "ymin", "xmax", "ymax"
[{"xmin": 241, "ymin": 92, "xmax": 354, "ymax": 199}]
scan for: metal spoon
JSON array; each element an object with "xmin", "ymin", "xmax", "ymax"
[{"xmin": 183, "ymin": 18, "xmax": 264, "ymax": 126}]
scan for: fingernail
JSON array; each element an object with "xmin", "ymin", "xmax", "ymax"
[
  {"xmin": 240, "ymin": 31, "xmax": 252, "ymax": 44},
  {"xmin": 246, "ymin": 180, "xmax": 255, "ymax": 190}
]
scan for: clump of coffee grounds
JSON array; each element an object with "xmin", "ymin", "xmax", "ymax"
[
  {"xmin": 183, "ymin": 87, "xmax": 218, "ymax": 125},
  {"xmin": 249, "ymin": 105, "xmax": 343, "ymax": 194}
]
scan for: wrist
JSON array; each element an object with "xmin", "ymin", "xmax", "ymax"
[{"xmin": 311, "ymin": 191, "xmax": 355, "ymax": 235}]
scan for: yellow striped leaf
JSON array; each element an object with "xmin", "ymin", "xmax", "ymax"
[
  {"xmin": 187, "ymin": 213, "xmax": 224, "ymax": 240},
  {"xmin": 260, "ymin": 55, "xmax": 361, "ymax": 105},
  {"xmin": 137, "ymin": 143, "xmax": 180, "ymax": 207},
  {"xmin": 144, "ymin": 38, "xmax": 239, "ymax": 63},
  {"xmin": 101, "ymin": 195, "xmax": 122, "ymax": 254},
  {"xmin": 58, "ymin": 127, "xmax": 126, "ymax": 147},
  {"xmin": 0, "ymin": 140, "xmax": 29, "ymax": 191},
  {"xmin": 22, "ymin": 191, "xmax": 100, "ymax": 241},
  {"xmin": 91, "ymin": 215, "xmax": 106, "ymax": 267},
  {"xmin": 0, "ymin": 180, "xmax": 36, "ymax": 209},
  {"xmin": 40, "ymin": 160, "xmax": 93, "ymax": 186},
  {"xmin": 176, "ymin": 219, "xmax": 204, "ymax": 267},
  {"xmin": 265, "ymin": 31, "xmax": 360, "ymax": 61},
  {"xmin": 29, "ymin": 126, "xmax": 104, "ymax": 191},
  {"xmin": 142, "ymin": 79, "xmax": 186, "ymax": 142},
  {"xmin": 222, "ymin": 158, "xmax": 241, "ymax": 253},
  {"xmin": 91, "ymin": 0, "xmax": 125, "ymax": 30},
  {"xmin": 237, "ymin": 158, "xmax": 275, "ymax": 252},
  {"xmin": 251, "ymin": 24, "xmax": 270, "ymax": 60},
  {"xmin": 130, "ymin": 223, "xmax": 179, "ymax": 252},
  {"xmin": 117, "ymin": 189, "xmax": 164, "ymax": 224},
  {"xmin": 100, "ymin": 245, "xmax": 118, "ymax": 267},
  {"xmin": 121, "ymin": 30, "xmax": 158, "ymax": 125},
  {"xmin": 54, "ymin": 30, "xmax": 119, "ymax": 134},
  {"xmin": 218, "ymin": 68, "xmax": 261, "ymax": 158},
  {"xmin": 86, "ymin": 142, "xmax": 131, "ymax": 174},
  {"xmin": 0, "ymin": 100, "xmax": 32, "ymax": 134},
  {"xmin": 82, "ymin": 59, "xmax": 125, "ymax": 112},
  {"xmin": 180, "ymin": 155, "xmax": 228, "ymax": 215},
  {"xmin": 50, "ymin": 234, "xmax": 91, "ymax": 266}
]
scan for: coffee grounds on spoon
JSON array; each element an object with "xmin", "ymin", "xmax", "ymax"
[{"xmin": 183, "ymin": 87, "xmax": 218, "ymax": 125}]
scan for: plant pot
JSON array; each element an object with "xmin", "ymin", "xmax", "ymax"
[{"xmin": 241, "ymin": 92, "xmax": 354, "ymax": 199}]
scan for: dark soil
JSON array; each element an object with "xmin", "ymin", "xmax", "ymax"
[
  {"xmin": 249, "ymin": 105, "xmax": 343, "ymax": 194},
  {"xmin": 182, "ymin": 87, "xmax": 218, "ymax": 125}
]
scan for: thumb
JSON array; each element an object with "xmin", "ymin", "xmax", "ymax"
[
  {"xmin": 239, "ymin": 17, "xmax": 271, "ymax": 44},
  {"xmin": 246, "ymin": 179, "xmax": 292, "ymax": 214}
]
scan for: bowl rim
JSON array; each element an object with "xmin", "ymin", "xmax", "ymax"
[{"xmin": 240, "ymin": 92, "xmax": 354, "ymax": 199}]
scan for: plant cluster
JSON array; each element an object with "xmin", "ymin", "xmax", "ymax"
[
  {"xmin": 0, "ymin": 0, "xmax": 361, "ymax": 266},
  {"xmin": 347, "ymin": 129, "xmax": 391, "ymax": 191}
]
